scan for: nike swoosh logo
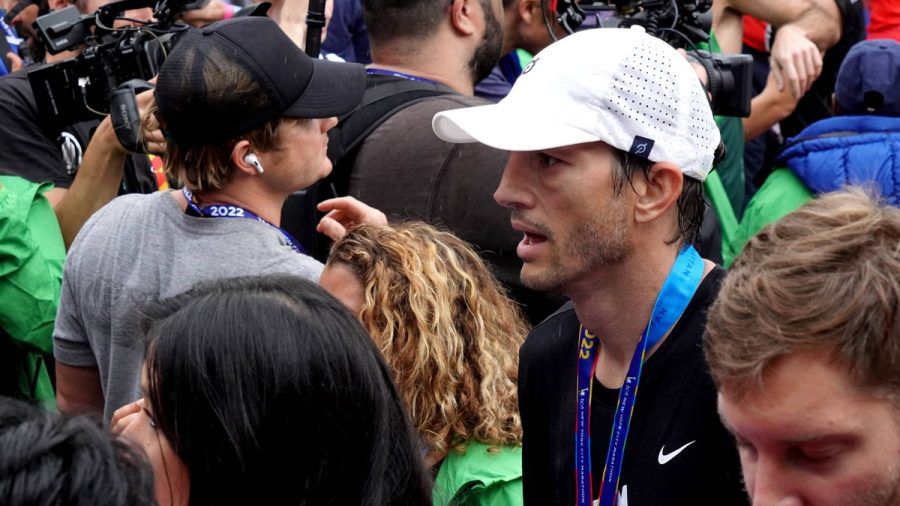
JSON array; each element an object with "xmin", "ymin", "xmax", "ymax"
[{"xmin": 657, "ymin": 440, "xmax": 696, "ymax": 464}]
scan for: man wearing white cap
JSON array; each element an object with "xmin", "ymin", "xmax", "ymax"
[{"xmin": 433, "ymin": 27, "xmax": 746, "ymax": 505}]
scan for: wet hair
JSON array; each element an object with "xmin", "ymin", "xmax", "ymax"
[
  {"xmin": 610, "ymin": 147, "xmax": 706, "ymax": 247},
  {"xmin": 0, "ymin": 398, "xmax": 155, "ymax": 506},
  {"xmin": 327, "ymin": 223, "xmax": 528, "ymax": 456},
  {"xmin": 705, "ymin": 189, "xmax": 900, "ymax": 403},
  {"xmin": 142, "ymin": 274, "xmax": 431, "ymax": 505}
]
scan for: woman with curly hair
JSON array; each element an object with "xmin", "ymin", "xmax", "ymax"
[{"xmin": 321, "ymin": 222, "xmax": 529, "ymax": 506}]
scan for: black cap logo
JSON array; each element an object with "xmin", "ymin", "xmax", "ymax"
[{"xmin": 629, "ymin": 136, "xmax": 654, "ymax": 159}]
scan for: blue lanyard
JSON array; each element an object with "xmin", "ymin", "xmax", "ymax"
[
  {"xmin": 575, "ymin": 246, "xmax": 703, "ymax": 506},
  {"xmin": 365, "ymin": 68, "xmax": 445, "ymax": 86},
  {"xmin": 181, "ymin": 188, "xmax": 306, "ymax": 254}
]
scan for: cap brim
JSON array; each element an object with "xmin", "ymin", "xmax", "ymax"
[
  {"xmin": 285, "ymin": 59, "xmax": 366, "ymax": 119},
  {"xmin": 432, "ymin": 103, "xmax": 601, "ymax": 151}
]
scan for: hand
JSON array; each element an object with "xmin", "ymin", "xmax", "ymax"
[
  {"xmin": 181, "ymin": 0, "xmax": 230, "ymax": 27},
  {"xmin": 111, "ymin": 398, "xmax": 146, "ymax": 435},
  {"xmin": 769, "ymin": 24, "xmax": 823, "ymax": 99},
  {"xmin": 5, "ymin": 52, "xmax": 22, "ymax": 73},
  {"xmin": 317, "ymin": 196, "xmax": 388, "ymax": 241},
  {"xmin": 138, "ymin": 89, "xmax": 165, "ymax": 155},
  {"xmin": 111, "ymin": 399, "xmax": 189, "ymax": 506}
]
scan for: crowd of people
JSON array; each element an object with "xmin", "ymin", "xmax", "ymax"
[{"xmin": 0, "ymin": 0, "xmax": 898, "ymax": 504}]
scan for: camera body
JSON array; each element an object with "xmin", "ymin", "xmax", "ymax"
[
  {"xmin": 559, "ymin": 0, "xmax": 753, "ymax": 117},
  {"xmin": 26, "ymin": 0, "xmax": 190, "ymax": 129}
]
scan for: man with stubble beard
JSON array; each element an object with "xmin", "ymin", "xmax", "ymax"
[
  {"xmin": 306, "ymin": 0, "xmax": 563, "ymax": 325},
  {"xmin": 433, "ymin": 27, "xmax": 746, "ymax": 505}
]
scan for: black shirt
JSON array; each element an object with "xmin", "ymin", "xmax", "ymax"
[
  {"xmin": 0, "ymin": 71, "xmax": 156, "ymax": 193},
  {"xmin": 519, "ymin": 267, "xmax": 747, "ymax": 505}
]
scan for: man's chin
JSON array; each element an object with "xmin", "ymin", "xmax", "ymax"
[{"xmin": 520, "ymin": 267, "xmax": 566, "ymax": 295}]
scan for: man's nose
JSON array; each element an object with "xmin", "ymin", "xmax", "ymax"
[
  {"xmin": 493, "ymin": 152, "xmax": 530, "ymax": 210},
  {"xmin": 751, "ymin": 458, "xmax": 802, "ymax": 506}
]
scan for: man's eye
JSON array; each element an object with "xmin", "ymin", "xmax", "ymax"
[
  {"xmin": 537, "ymin": 153, "xmax": 559, "ymax": 167},
  {"xmin": 791, "ymin": 445, "xmax": 844, "ymax": 465}
]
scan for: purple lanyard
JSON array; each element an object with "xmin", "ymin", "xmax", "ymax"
[
  {"xmin": 365, "ymin": 67, "xmax": 445, "ymax": 86},
  {"xmin": 181, "ymin": 188, "xmax": 305, "ymax": 254},
  {"xmin": 575, "ymin": 246, "xmax": 703, "ymax": 506}
]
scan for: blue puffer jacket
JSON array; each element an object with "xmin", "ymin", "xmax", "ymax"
[{"xmin": 777, "ymin": 115, "xmax": 900, "ymax": 204}]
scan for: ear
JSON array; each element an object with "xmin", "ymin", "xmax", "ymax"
[
  {"xmin": 230, "ymin": 140, "xmax": 261, "ymax": 177},
  {"xmin": 519, "ymin": 0, "xmax": 539, "ymax": 23},
  {"xmin": 632, "ymin": 162, "xmax": 683, "ymax": 225},
  {"xmin": 449, "ymin": 0, "xmax": 478, "ymax": 36}
]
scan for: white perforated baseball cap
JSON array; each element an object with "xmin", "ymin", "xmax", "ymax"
[{"xmin": 432, "ymin": 26, "xmax": 720, "ymax": 180}]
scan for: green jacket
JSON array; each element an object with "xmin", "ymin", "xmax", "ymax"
[
  {"xmin": 722, "ymin": 168, "xmax": 812, "ymax": 267},
  {"xmin": 433, "ymin": 441, "xmax": 523, "ymax": 506},
  {"xmin": 0, "ymin": 175, "xmax": 64, "ymax": 408}
]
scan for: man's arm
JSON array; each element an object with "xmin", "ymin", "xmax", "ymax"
[
  {"xmin": 742, "ymin": 71, "xmax": 800, "ymax": 140},
  {"xmin": 53, "ymin": 90, "xmax": 164, "ymax": 248},
  {"xmin": 713, "ymin": 0, "xmax": 842, "ymax": 98},
  {"xmin": 55, "ymin": 363, "xmax": 104, "ymax": 415}
]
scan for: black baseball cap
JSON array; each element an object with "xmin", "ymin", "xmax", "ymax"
[{"xmin": 155, "ymin": 16, "xmax": 365, "ymax": 145}]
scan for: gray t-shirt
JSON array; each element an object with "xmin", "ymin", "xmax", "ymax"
[{"xmin": 53, "ymin": 191, "xmax": 323, "ymax": 419}]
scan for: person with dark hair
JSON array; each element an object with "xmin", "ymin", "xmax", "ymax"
[
  {"xmin": 111, "ymin": 274, "xmax": 432, "ymax": 506},
  {"xmin": 323, "ymin": 222, "xmax": 528, "ymax": 505},
  {"xmin": 0, "ymin": 0, "xmax": 160, "ymax": 235},
  {"xmin": 52, "ymin": 16, "xmax": 366, "ymax": 419},
  {"xmin": 431, "ymin": 27, "xmax": 746, "ymax": 505},
  {"xmin": 705, "ymin": 189, "xmax": 900, "ymax": 505},
  {"xmin": 0, "ymin": 397, "xmax": 155, "ymax": 506},
  {"xmin": 308, "ymin": 0, "xmax": 564, "ymax": 326}
]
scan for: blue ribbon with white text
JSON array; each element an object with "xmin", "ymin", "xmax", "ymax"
[{"xmin": 575, "ymin": 245, "xmax": 703, "ymax": 506}]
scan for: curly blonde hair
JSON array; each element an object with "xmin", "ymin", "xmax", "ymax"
[{"xmin": 327, "ymin": 222, "xmax": 528, "ymax": 455}]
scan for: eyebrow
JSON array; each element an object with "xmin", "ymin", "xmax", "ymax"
[{"xmin": 783, "ymin": 433, "xmax": 858, "ymax": 446}]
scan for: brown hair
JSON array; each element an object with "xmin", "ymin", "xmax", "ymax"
[
  {"xmin": 704, "ymin": 188, "xmax": 900, "ymax": 402},
  {"xmin": 327, "ymin": 222, "xmax": 529, "ymax": 455},
  {"xmin": 153, "ymin": 107, "xmax": 287, "ymax": 191}
]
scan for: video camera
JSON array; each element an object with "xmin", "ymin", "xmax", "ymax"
[
  {"xmin": 552, "ymin": 0, "xmax": 753, "ymax": 117},
  {"xmin": 24, "ymin": 0, "xmax": 194, "ymax": 130}
]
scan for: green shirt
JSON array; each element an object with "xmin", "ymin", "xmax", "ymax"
[
  {"xmin": 433, "ymin": 441, "xmax": 523, "ymax": 506},
  {"xmin": 723, "ymin": 168, "xmax": 813, "ymax": 267},
  {"xmin": 0, "ymin": 175, "xmax": 64, "ymax": 408}
]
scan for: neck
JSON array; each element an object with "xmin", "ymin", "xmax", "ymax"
[
  {"xmin": 369, "ymin": 39, "xmax": 475, "ymax": 95},
  {"xmin": 569, "ymin": 242, "xmax": 710, "ymax": 387},
  {"xmin": 190, "ymin": 181, "xmax": 285, "ymax": 226}
]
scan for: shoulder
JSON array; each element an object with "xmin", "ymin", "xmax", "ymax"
[
  {"xmin": 0, "ymin": 72, "xmax": 32, "ymax": 103},
  {"xmin": 400, "ymin": 94, "xmax": 492, "ymax": 116},
  {"xmin": 519, "ymin": 302, "xmax": 578, "ymax": 373},
  {"xmin": 71, "ymin": 193, "xmax": 161, "ymax": 246},
  {"xmin": 435, "ymin": 441, "xmax": 523, "ymax": 506},
  {"xmin": 733, "ymin": 168, "xmax": 811, "ymax": 257}
]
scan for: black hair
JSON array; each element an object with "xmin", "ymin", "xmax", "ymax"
[
  {"xmin": 610, "ymin": 148, "xmax": 706, "ymax": 247},
  {"xmin": 0, "ymin": 398, "xmax": 155, "ymax": 506},
  {"xmin": 142, "ymin": 274, "xmax": 432, "ymax": 505},
  {"xmin": 363, "ymin": 0, "xmax": 449, "ymax": 46}
]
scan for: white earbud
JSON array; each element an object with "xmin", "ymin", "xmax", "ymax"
[{"xmin": 244, "ymin": 153, "xmax": 264, "ymax": 174}]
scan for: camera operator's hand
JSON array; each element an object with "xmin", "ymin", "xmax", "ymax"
[
  {"xmin": 5, "ymin": 52, "xmax": 22, "ymax": 72},
  {"xmin": 182, "ymin": 0, "xmax": 232, "ymax": 27},
  {"xmin": 769, "ymin": 24, "xmax": 823, "ymax": 99},
  {"xmin": 137, "ymin": 89, "xmax": 165, "ymax": 155},
  {"xmin": 317, "ymin": 197, "xmax": 388, "ymax": 241},
  {"xmin": 743, "ymin": 69, "xmax": 800, "ymax": 140}
]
